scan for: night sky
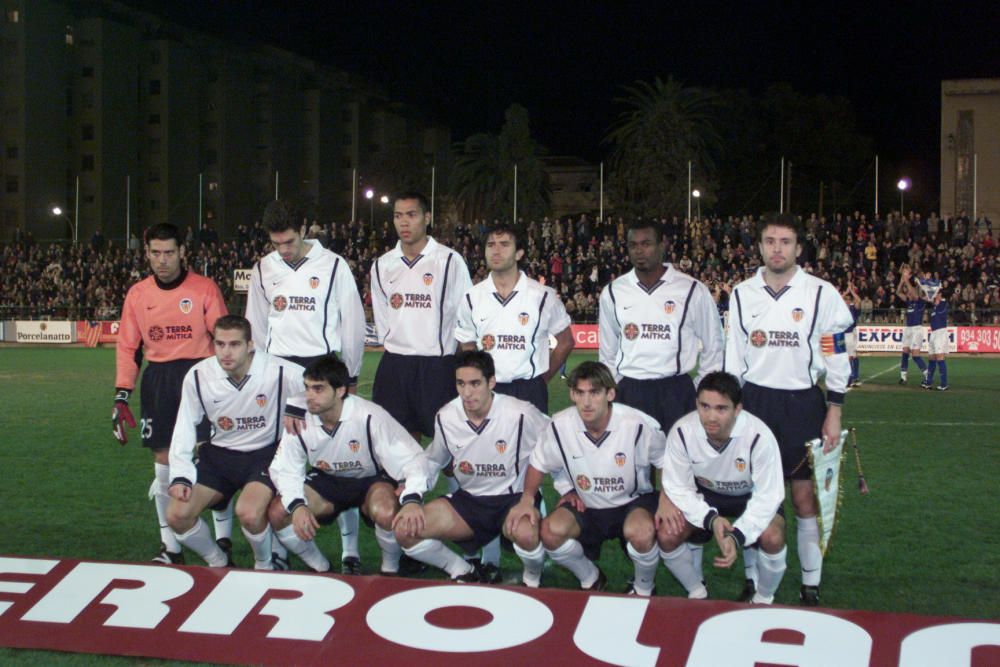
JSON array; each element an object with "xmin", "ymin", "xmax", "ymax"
[{"xmin": 130, "ymin": 0, "xmax": 999, "ymax": 209}]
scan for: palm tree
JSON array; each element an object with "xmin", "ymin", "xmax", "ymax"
[{"xmin": 604, "ymin": 76, "xmax": 722, "ymax": 217}]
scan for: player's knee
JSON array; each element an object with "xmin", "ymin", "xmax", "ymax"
[
  {"xmin": 758, "ymin": 525, "xmax": 786, "ymax": 553},
  {"xmin": 267, "ymin": 498, "xmax": 290, "ymax": 528},
  {"xmin": 166, "ymin": 501, "xmax": 193, "ymax": 533},
  {"xmin": 367, "ymin": 503, "xmax": 394, "ymax": 531},
  {"xmin": 235, "ymin": 502, "xmax": 266, "ymax": 531},
  {"xmin": 510, "ymin": 520, "xmax": 540, "ymax": 550},
  {"xmin": 655, "ymin": 525, "xmax": 684, "ymax": 551},
  {"xmin": 624, "ymin": 521, "xmax": 655, "ymax": 552}
]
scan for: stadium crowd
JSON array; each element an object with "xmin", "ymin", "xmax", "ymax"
[{"xmin": 2, "ymin": 209, "xmax": 998, "ymax": 324}]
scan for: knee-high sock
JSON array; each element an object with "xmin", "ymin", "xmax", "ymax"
[
  {"xmin": 626, "ymin": 542, "xmax": 660, "ymax": 596},
  {"xmin": 546, "ymin": 539, "xmax": 598, "ymax": 588},
  {"xmin": 912, "ymin": 355, "xmax": 927, "ymax": 371},
  {"xmin": 939, "ymin": 360, "xmax": 948, "ymax": 385},
  {"xmin": 743, "ymin": 545, "xmax": 759, "ymax": 584},
  {"xmin": 850, "ymin": 358, "xmax": 860, "ymax": 381},
  {"xmin": 337, "ymin": 508, "xmax": 360, "ymax": 559},
  {"xmin": 375, "ymin": 526, "xmax": 402, "ymax": 574},
  {"xmin": 925, "ymin": 360, "xmax": 937, "ymax": 382},
  {"xmin": 403, "ymin": 539, "xmax": 473, "ymax": 578},
  {"xmin": 797, "ymin": 516, "xmax": 822, "ymax": 586},
  {"xmin": 481, "ymin": 536, "xmax": 501, "ymax": 567},
  {"xmin": 754, "ymin": 546, "xmax": 787, "ymax": 603},
  {"xmin": 274, "ymin": 524, "xmax": 329, "ymax": 572},
  {"xmin": 241, "ymin": 525, "xmax": 273, "ymax": 570},
  {"xmin": 688, "ymin": 543, "xmax": 704, "ymax": 583},
  {"xmin": 176, "ymin": 518, "xmax": 228, "ymax": 567},
  {"xmin": 900, "ymin": 352, "xmax": 910, "ymax": 372},
  {"xmin": 213, "ymin": 497, "xmax": 234, "ymax": 542},
  {"xmin": 660, "ymin": 544, "xmax": 706, "ymax": 598},
  {"xmin": 513, "ymin": 543, "xmax": 545, "ymax": 587},
  {"xmin": 153, "ymin": 463, "xmax": 181, "ymax": 553}
]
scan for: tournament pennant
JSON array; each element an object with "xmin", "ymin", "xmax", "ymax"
[{"xmin": 806, "ymin": 429, "xmax": 848, "ymax": 555}]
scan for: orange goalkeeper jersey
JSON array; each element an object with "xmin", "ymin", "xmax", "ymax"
[{"xmin": 115, "ymin": 270, "xmax": 228, "ymax": 390}]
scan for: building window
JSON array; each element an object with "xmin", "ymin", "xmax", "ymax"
[
  {"xmin": 5, "ymin": 10, "xmax": 19, "ymax": 23},
  {"xmin": 342, "ymin": 134, "xmax": 352, "ymax": 146},
  {"xmin": 81, "ymin": 124, "xmax": 94, "ymax": 141},
  {"xmin": 149, "ymin": 79, "xmax": 161, "ymax": 95},
  {"xmin": 148, "ymin": 113, "xmax": 160, "ymax": 125},
  {"xmin": 81, "ymin": 66, "xmax": 94, "ymax": 78},
  {"xmin": 341, "ymin": 109, "xmax": 352, "ymax": 122},
  {"xmin": 6, "ymin": 145, "xmax": 17, "ymax": 159},
  {"xmin": 5, "ymin": 209, "xmax": 17, "ymax": 225},
  {"xmin": 6, "ymin": 176, "xmax": 18, "ymax": 193},
  {"xmin": 81, "ymin": 155, "xmax": 95, "ymax": 171},
  {"xmin": 208, "ymin": 181, "xmax": 220, "ymax": 191},
  {"xmin": 204, "ymin": 149, "xmax": 217, "ymax": 165},
  {"xmin": 84, "ymin": 194, "xmax": 95, "ymax": 203}
]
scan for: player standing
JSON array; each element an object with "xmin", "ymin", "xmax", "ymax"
[
  {"xmin": 113, "ymin": 223, "xmax": 227, "ymax": 564},
  {"xmin": 245, "ymin": 199, "xmax": 366, "ymax": 573},
  {"xmin": 896, "ymin": 266, "xmax": 928, "ymax": 385},
  {"xmin": 923, "ymin": 290, "xmax": 950, "ymax": 390},
  {"xmin": 723, "ymin": 213, "xmax": 853, "ymax": 606},
  {"xmin": 842, "ymin": 283, "xmax": 861, "ymax": 387}
]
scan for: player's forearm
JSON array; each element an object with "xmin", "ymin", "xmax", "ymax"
[{"xmin": 520, "ymin": 465, "xmax": 545, "ymax": 501}]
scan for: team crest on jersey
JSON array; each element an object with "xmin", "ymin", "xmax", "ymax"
[
  {"xmin": 216, "ymin": 416, "xmax": 235, "ymax": 431},
  {"xmin": 273, "ymin": 295, "xmax": 288, "ymax": 312},
  {"xmin": 390, "ymin": 293, "xmax": 404, "ymax": 309},
  {"xmin": 623, "ymin": 323, "xmax": 640, "ymax": 341},
  {"xmin": 309, "ymin": 276, "xmax": 320, "ymax": 289},
  {"xmin": 148, "ymin": 325, "xmax": 164, "ymax": 342},
  {"xmin": 495, "ymin": 440, "xmax": 508, "ymax": 454},
  {"xmin": 518, "ymin": 312, "xmax": 530, "ymax": 326},
  {"xmin": 179, "ymin": 298, "xmax": 193, "ymax": 314},
  {"xmin": 576, "ymin": 474, "xmax": 592, "ymax": 491},
  {"xmin": 664, "ymin": 300, "xmax": 676, "ymax": 315},
  {"xmin": 316, "ymin": 460, "xmax": 332, "ymax": 472},
  {"xmin": 614, "ymin": 452, "xmax": 626, "ymax": 467},
  {"xmin": 458, "ymin": 460, "xmax": 475, "ymax": 476},
  {"xmin": 348, "ymin": 439, "xmax": 361, "ymax": 453},
  {"xmin": 792, "ymin": 307, "xmax": 805, "ymax": 322},
  {"xmin": 734, "ymin": 457, "xmax": 747, "ymax": 472},
  {"xmin": 481, "ymin": 334, "xmax": 496, "ymax": 351},
  {"xmin": 824, "ymin": 467, "xmax": 834, "ymax": 491},
  {"xmin": 422, "ymin": 273, "xmax": 434, "ymax": 286},
  {"xmin": 750, "ymin": 330, "xmax": 767, "ymax": 347},
  {"xmin": 255, "ymin": 393, "xmax": 267, "ymax": 408}
]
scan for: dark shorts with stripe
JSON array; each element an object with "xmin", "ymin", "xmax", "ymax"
[
  {"xmin": 495, "ymin": 376, "xmax": 548, "ymax": 413},
  {"xmin": 440, "ymin": 489, "xmax": 521, "ymax": 554},
  {"xmin": 686, "ymin": 485, "xmax": 785, "ymax": 548},
  {"xmin": 742, "ymin": 382, "xmax": 825, "ymax": 480},
  {"xmin": 196, "ymin": 443, "xmax": 276, "ymax": 509},
  {"xmin": 305, "ymin": 471, "xmax": 396, "ymax": 524},
  {"xmin": 564, "ymin": 492, "xmax": 659, "ymax": 561},
  {"xmin": 141, "ymin": 359, "xmax": 210, "ymax": 450},
  {"xmin": 372, "ymin": 351, "xmax": 457, "ymax": 438},
  {"xmin": 616, "ymin": 374, "xmax": 696, "ymax": 433}
]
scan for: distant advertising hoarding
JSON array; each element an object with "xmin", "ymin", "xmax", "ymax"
[
  {"xmin": 233, "ymin": 268, "xmax": 253, "ymax": 293},
  {"xmin": 15, "ymin": 321, "xmax": 73, "ymax": 344}
]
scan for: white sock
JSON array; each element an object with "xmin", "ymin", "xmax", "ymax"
[
  {"xmin": 176, "ymin": 518, "xmax": 227, "ymax": 567},
  {"xmin": 513, "ymin": 542, "xmax": 545, "ymax": 587},
  {"xmin": 626, "ymin": 542, "xmax": 660, "ymax": 596},
  {"xmin": 241, "ymin": 525, "xmax": 273, "ymax": 570},
  {"xmin": 481, "ymin": 536, "xmax": 501, "ymax": 567},
  {"xmin": 797, "ymin": 516, "xmax": 823, "ymax": 586},
  {"xmin": 213, "ymin": 497, "xmax": 234, "ymax": 541},
  {"xmin": 661, "ymin": 544, "xmax": 705, "ymax": 597},
  {"xmin": 688, "ymin": 543, "xmax": 704, "ymax": 582},
  {"xmin": 338, "ymin": 508, "xmax": 360, "ymax": 559},
  {"xmin": 755, "ymin": 546, "xmax": 787, "ymax": 603},
  {"xmin": 153, "ymin": 463, "xmax": 182, "ymax": 553},
  {"xmin": 275, "ymin": 524, "xmax": 329, "ymax": 572},
  {"xmin": 272, "ymin": 537, "xmax": 288, "ymax": 559},
  {"xmin": 403, "ymin": 539, "xmax": 473, "ymax": 578},
  {"xmin": 743, "ymin": 545, "xmax": 759, "ymax": 585},
  {"xmin": 375, "ymin": 526, "xmax": 402, "ymax": 574},
  {"xmin": 546, "ymin": 539, "xmax": 598, "ymax": 588}
]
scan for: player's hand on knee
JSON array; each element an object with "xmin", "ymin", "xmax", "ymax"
[
  {"xmin": 504, "ymin": 499, "xmax": 536, "ymax": 535},
  {"xmin": 392, "ymin": 503, "xmax": 425, "ymax": 537},
  {"xmin": 557, "ymin": 491, "xmax": 585, "ymax": 513},
  {"xmin": 169, "ymin": 483, "xmax": 190, "ymax": 502},
  {"xmin": 655, "ymin": 492, "xmax": 684, "ymax": 535},
  {"xmin": 292, "ymin": 506, "xmax": 318, "ymax": 541},
  {"xmin": 112, "ymin": 389, "xmax": 136, "ymax": 445}
]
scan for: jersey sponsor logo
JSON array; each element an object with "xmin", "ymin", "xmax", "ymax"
[
  {"xmin": 592, "ymin": 476, "xmax": 626, "ymax": 492},
  {"xmin": 614, "ymin": 452, "xmax": 626, "ymax": 467},
  {"xmin": 664, "ymin": 300, "xmax": 676, "ymax": 315},
  {"xmin": 148, "ymin": 324, "xmax": 193, "ymax": 342},
  {"xmin": 217, "ymin": 416, "xmax": 235, "ymax": 431},
  {"xmin": 576, "ymin": 474, "xmax": 591, "ymax": 491},
  {"xmin": 422, "ymin": 273, "xmax": 434, "ymax": 286},
  {"xmin": 273, "ymin": 295, "xmax": 288, "ymax": 312},
  {"xmin": 390, "ymin": 293, "xmax": 404, "ymax": 309},
  {"xmin": 457, "ymin": 460, "xmax": 475, "ymax": 476},
  {"xmin": 317, "ymin": 459, "xmax": 363, "ymax": 473},
  {"xmin": 638, "ymin": 323, "xmax": 671, "ymax": 340},
  {"xmin": 623, "ymin": 323, "xmax": 640, "ymax": 341},
  {"xmin": 762, "ymin": 330, "xmax": 801, "ymax": 347},
  {"xmin": 309, "ymin": 276, "xmax": 320, "ymax": 289},
  {"xmin": 494, "ymin": 334, "xmax": 526, "ymax": 350},
  {"xmin": 792, "ymin": 307, "xmax": 805, "ymax": 322},
  {"xmin": 316, "ymin": 459, "xmax": 332, "ymax": 472},
  {"xmin": 287, "ymin": 296, "xmax": 317, "ymax": 311},
  {"xmin": 179, "ymin": 298, "xmax": 193, "ymax": 314},
  {"xmin": 495, "ymin": 439, "xmax": 508, "ymax": 454},
  {"xmin": 518, "ymin": 312, "xmax": 530, "ymax": 326},
  {"xmin": 473, "ymin": 462, "xmax": 506, "ymax": 477},
  {"xmin": 750, "ymin": 330, "xmax": 767, "ymax": 347},
  {"xmin": 149, "ymin": 325, "xmax": 164, "ymax": 342},
  {"xmin": 348, "ymin": 439, "xmax": 361, "ymax": 453},
  {"xmin": 481, "ymin": 334, "xmax": 496, "ymax": 351},
  {"xmin": 734, "ymin": 457, "xmax": 746, "ymax": 472},
  {"xmin": 403, "ymin": 293, "xmax": 432, "ymax": 308},
  {"xmin": 235, "ymin": 416, "xmax": 267, "ymax": 431},
  {"xmin": 255, "ymin": 393, "xmax": 267, "ymax": 408}
]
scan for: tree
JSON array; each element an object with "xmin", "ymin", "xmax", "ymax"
[
  {"xmin": 450, "ymin": 104, "xmax": 549, "ymax": 222},
  {"xmin": 604, "ymin": 76, "xmax": 722, "ymax": 218}
]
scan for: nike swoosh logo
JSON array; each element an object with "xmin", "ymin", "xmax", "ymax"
[
  {"xmin": 479, "ymin": 317, "xmax": 488, "ymax": 323},
  {"xmin": 213, "ymin": 399, "xmax": 223, "ymax": 403},
  {"xmin": 572, "ymin": 455, "xmax": 584, "ymax": 459},
  {"xmin": 272, "ymin": 281, "xmax": 280, "ymax": 286},
  {"xmin": 623, "ymin": 305, "xmax": 635, "ymax": 310},
  {"xmin": 750, "ymin": 313, "xmax": 761, "ymax": 318},
  {"xmin": 690, "ymin": 460, "xmax": 702, "ymax": 465},
  {"xmin": 146, "ymin": 306, "xmax": 155, "ymax": 310}
]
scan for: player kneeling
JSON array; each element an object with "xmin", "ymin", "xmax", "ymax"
[
  {"xmin": 267, "ymin": 356, "xmax": 431, "ymax": 574},
  {"xmin": 655, "ymin": 371, "xmax": 787, "ymax": 603},
  {"xmin": 393, "ymin": 351, "xmax": 550, "ymax": 586},
  {"xmin": 507, "ymin": 362, "xmax": 666, "ymax": 595},
  {"xmin": 167, "ymin": 315, "xmax": 304, "ymax": 569}
]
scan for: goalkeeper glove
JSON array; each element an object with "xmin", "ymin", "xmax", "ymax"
[{"xmin": 112, "ymin": 388, "xmax": 137, "ymax": 445}]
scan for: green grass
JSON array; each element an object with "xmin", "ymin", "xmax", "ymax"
[{"xmin": 1, "ymin": 349, "xmax": 998, "ymax": 663}]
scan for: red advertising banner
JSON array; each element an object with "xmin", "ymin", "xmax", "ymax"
[
  {"xmin": 74, "ymin": 321, "xmax": 120, "ymax": 346},
  {"xmin": 1, "ymin": 556, "xmax": 998, "ymax": 666},
  {"xmin": 956, "ymin": 327, "xmax": 1000, "ymax": 353},
  {"xmin": 571, "ymin": 324, "xmax": 599, "ymax": 349}
]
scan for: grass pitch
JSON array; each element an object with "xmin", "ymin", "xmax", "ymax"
[{"xmin": 1, "ymin": 347, "xmax": 998, "ymax": 663}]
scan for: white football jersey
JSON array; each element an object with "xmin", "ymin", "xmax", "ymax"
[
  {"xmin": 529, "ymin": 402, "xmax": 665, "ymax": 510},
  {"xmin": 370, "ymin": 237, "xmax": 472, "ymax": 356},
  {"xmin": 455, "ymin": 271, "xmax": 572, "ymax": 382},
  {"xmin": 170, "ymin": 352, "xmax": 304, "ymax": 486},
  {"xmin": 599, "ymin": 264, "xmax": 723, "ymax": 384},
  {"xmin": 427, "ymin": 393, "xmax": 551, "ymax": 496},
  {"xmin": 656, "ymin": 410, "xmax": 784, "ymax": 546},
  {"xmin": 724, "ymin": 267, "xmax": 853, "ymax": 403},
  {"xmin": 269, "ymin": 395, "xmax": 431, "ymax": 513},
  {"xmin": 245, "ymin": 240, "xmax": 365, "ymax": 378}
]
